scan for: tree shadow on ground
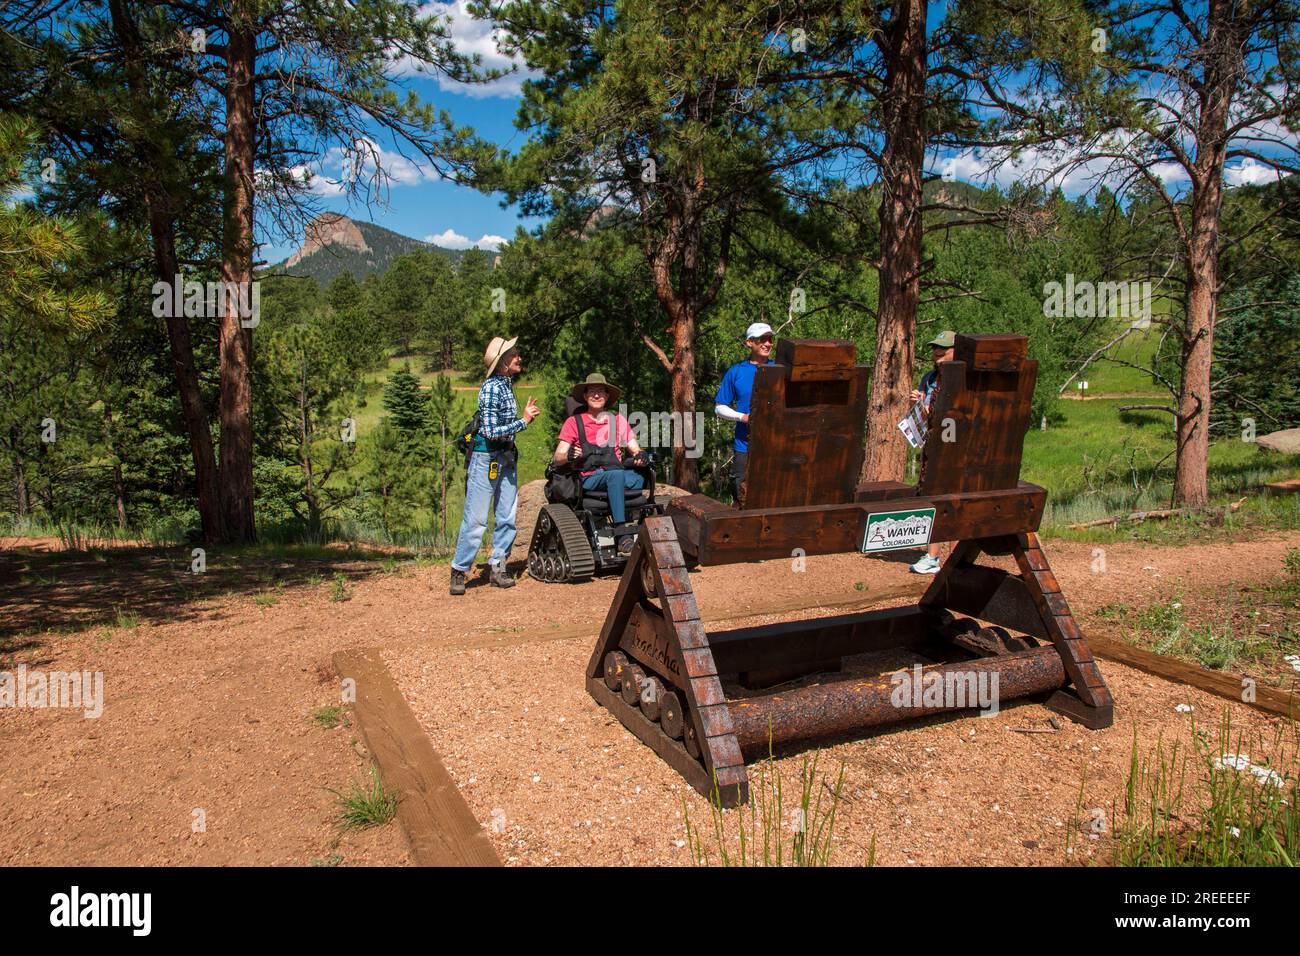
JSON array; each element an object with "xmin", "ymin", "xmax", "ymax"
[{"xmin": 0, "ymin": 542, "xmax": 403, "ymax": 646}]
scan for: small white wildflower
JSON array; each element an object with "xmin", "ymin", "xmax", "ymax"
[
  {"xmin": 1214, "ymin": 753, "xmax": 1252, "ymax": 772},
  {"xmin": 1249, "ymin": 765, "xmax": 1285, "ymax": 788}
]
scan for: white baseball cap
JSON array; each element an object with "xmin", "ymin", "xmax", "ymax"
[{"xmin": 745, "ymin": 322, "xmax": 774, "ymax": 341}]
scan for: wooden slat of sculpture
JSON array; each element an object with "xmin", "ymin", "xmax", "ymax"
[{"xmin": 742, "ymin": 338, "xmax": 870, "ymax": 510}]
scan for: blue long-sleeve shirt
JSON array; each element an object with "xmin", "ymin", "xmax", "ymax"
[{"xmin": 472, "ymin": 375, "xmax": 526, "ymax": 450}]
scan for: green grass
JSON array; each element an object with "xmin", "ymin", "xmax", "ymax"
[
  {"xmin": 1027, "ymin": 316, "xmax": 1299, "ymax": 532},
  {"xmin": 109, "ymin": 607, "xmax": 141, "ymax": 630},
  {"xmin": 1080, "ymin": 322, "xmax": 1166, "ymax": 395},
  {"xmin": 253, "ymin": 591, "xmax": 278, "ymax": 608},
  {"xmin": 682, "ymin": 749, "xmax": 853, "ymax": 866},
  {"xmin": 1052, "ymin": 492, "xmax": 1300, "ymax": 546},
  {"xmin": 1027, "ymin": 394, "xmax": 1300, "ymax": 532},
  {"xmin": 1093, "ymin": 548, "xmax": 1300, "ymax": 680},
  {"xmin": 310, "ymin": 705, "xmax": 345, "ymax": 729},
  {"xmin": 329, "ymin": 572, "xmax": 352, "ymax": 602},
  {"xmin": 330, "ymin": 769, "xmax": 399, "ymax": 830},
  {"xmin": 1097, "ymin": 596, "xmax": 1256, "ymax": 672},
  {"xmin": 1110, "ymin": 715, "xmax": 1298, "ymax": 866}
]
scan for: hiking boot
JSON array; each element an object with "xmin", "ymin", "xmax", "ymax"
[
  {"xmin": 489, "ymin": 566, "xmax": 516, "ymax": 588},
  {"xmin": 910, "ymin": 554, "xmax": 941, "ymax": 575},
  {"xmin": 449, "ymin": 569, "xmax": 467, "ymax": 595}
]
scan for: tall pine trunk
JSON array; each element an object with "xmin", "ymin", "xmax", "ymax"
[
  {"xmin": 102, "ymin": 403, "xmax": 128, "ymax": 530},
  {"xmin": 107, "ymin": 0, "xmax": 223, "ymax": 543},
  {"xmin": 669, "ymin": 307, "xmax": 699, "ymax": 491},
  {"xmin": 217, "ymin": 13, "xmax": 258, "ymax": 542},
  {"xmin": 11, "ymin": 432, "xmax": 29, "ymax": 518},
  {"xmin": 151, "ymin": 211, "xmax": 224, "ymax": 542},
  {"xmin": 1175, "ymin": 222, "xmax": 1217, "ymax": 508},
  {"xmin": 862, "ymin": 0, "xmax": 927, "ymax": 484},
  {"xmin": 1172, "ymin": 1, "xmax": 1240, "ymax": 509}
]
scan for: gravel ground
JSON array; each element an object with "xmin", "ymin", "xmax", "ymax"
[{"xmin": 2, "ymin": 490, "xmax": 1297, "ymax": 866}]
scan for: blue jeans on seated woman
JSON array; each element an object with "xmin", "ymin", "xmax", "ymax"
[{"xmin": 581, "ymin": 468, "xmax": 645, "ymax": 524}]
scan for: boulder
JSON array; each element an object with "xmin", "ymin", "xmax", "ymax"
[{"xmin": 1258, "ymin": 428, "xmax": 1300, "ymax": 455}]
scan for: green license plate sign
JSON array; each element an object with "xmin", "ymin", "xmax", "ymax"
[{"xmin": 861, "ymin": 506, "xmax": 937, "ymax": 553}]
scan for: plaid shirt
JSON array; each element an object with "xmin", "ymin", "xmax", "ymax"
[{"xmin": 474, "ymin": 374, "xmax": 526, "ymax": 448}]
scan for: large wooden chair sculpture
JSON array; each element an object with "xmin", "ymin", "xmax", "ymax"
[{"xmin": 586, "ymin": 335, "xmax": 1113, "ymax": 806}]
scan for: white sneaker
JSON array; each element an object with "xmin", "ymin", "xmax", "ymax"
[{"xmin": 910, "ymin": 554, "xmax": 941, "ymax": 574}]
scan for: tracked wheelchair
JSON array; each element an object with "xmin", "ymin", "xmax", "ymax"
[{"xmin": 526, "ymin": 397, "xmax": 667, "ymax": 583}]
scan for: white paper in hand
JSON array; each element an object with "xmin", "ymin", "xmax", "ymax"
[{"xmin": 897, "ymin": 401, "xmax": 928, "ymax": 449}]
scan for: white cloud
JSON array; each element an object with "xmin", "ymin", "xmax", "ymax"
[
  {"xmin": 928, "ymin": 130, "xmax": 1291, "ymax": 199},
  {"xmin": 277, "ymin": 138, "xmax": 437, "ymax": 200},
  {"xmin": 929, "ymin": 142, "xmax": 1137, "ymax": 196},
  {"xmin": 1225, "ymin": 157, "xmax": 1288, "ymax": 187},
  {"xmin": 424, "ymin": 228, "xmax": 507, "ymax": 250},
  {"xmin": 399, "ymin": 1, "xmax": 538, "ymax": 99}
]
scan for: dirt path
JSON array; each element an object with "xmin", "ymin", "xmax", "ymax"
[
  {"xmin": 2, "ymin": 526, "xmax": 1297, "ymax": 866},
  {"xmin": 1059, "ymin": 392, "xmax": 1164, "ymax": 401}
]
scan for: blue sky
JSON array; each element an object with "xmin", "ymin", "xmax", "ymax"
[{"xmin": 260, "ymin": 1, "xmax": 542, "ymax": 264}]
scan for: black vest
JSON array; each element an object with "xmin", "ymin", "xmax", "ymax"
[{"xmin": 569, "ymin": 413, "xmax": 623, "ymax": 472}]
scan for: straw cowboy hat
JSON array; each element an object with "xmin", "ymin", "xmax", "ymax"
[
  {"xmin": 483, "ymin": 336, "xmax": 518, "ymax": 376},
  {"xmin": 570, "ymin": 372, "xmax": 621, "ymax": 405}
]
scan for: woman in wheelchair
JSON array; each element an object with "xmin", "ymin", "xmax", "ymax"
[{"xmin": 552, "ymin": 373, "xmax": 652, "ymax": 555}]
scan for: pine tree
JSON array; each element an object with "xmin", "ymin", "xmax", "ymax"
[{"xmin": 382, "ymin": 366, "xmax": 430, "ymax": 435}]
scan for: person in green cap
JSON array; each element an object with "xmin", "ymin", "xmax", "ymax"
[
  {"xmin": 910, "ymin": 329, "xmax": 956, "ymax": 411},
  {"xmin": 909, "ymin": 329, "xmax": 956, "ymax": 574},
  {"xmin": 551, "ymin": 373, "xmax": 651, "ymax": 554}
]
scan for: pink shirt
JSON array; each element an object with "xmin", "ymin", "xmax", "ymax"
[{"xmin": 559, "ymin": 413, "xmax": 631, "ymax": 476}]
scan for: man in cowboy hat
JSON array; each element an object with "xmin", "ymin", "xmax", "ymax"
[
  {"xmin": 552, "ymin": 373, "xmax": 650, "ymax": 555},
  {"xmin": 714, "ymin": 321, "xmax": 776, "ymax": 505},
  {"xmin": 449, "ymin": 336, "xmax": 541, "ymax": 595}
]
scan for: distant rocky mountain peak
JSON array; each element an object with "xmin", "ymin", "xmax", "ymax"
[
  {"xmin": 284, "ymin": 213, "xmax": 372, "ymax": 267},
  {"xmin": 267, "ymin": 213, "xmax": 465, "ymax": 285}
]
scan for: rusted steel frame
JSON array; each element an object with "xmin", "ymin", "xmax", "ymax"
[
  {"xmin": 667, "ymin": 483, "xmax": 1047, "ymax": 565},
  {"xmin": 727, "ymin": 646, "xmax": 1066, "ymax": 752},
  {"xmin": 707, "ymin": 605, "xmax": 934, "ymax": 675}
]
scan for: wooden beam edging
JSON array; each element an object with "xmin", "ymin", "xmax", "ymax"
[
  {"xmin": 1085, "ymin": 630, "xmax": 1299, "ymax": 720},
  {"xmin": 333, "ymin": 647, "xmax": 502, "ymax": 868}
]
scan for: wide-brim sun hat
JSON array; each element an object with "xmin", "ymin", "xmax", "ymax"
[
  {"xmin": 571, "ymin": 372, "xmax": 621, "ymax": 405},
  {"xmin": 483, "ymin": 336, "xmax": 519, "ymax": 376}
]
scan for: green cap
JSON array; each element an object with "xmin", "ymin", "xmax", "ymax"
[{"xmin": 926, "ymin": 330, "xmax": 956, "ymax": 349}]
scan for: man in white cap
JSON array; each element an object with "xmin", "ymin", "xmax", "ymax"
[
  {"xmin": 714, "ymin": 322, "xmax": 775, "ymax": 505},
  {"xmin": 450, "ymin": 336, "xmax": 541, "ymax": 595}
]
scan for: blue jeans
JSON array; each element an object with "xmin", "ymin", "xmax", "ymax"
[
  {"xmin": 582, "ymin": 469, "xmax": 645, "ymax": 524},
  {"xmin": 452, "ymin": 451, "xmax": 518, "ymax": 573}
]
